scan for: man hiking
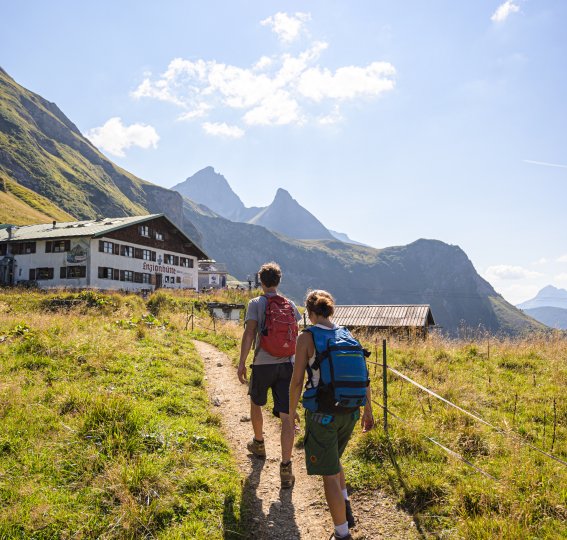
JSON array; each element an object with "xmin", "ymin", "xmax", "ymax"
[{"xmin": 237, "ymin": 262, "xmax": 302, "ymax": 488}]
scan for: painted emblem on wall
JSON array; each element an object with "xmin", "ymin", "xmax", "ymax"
[{"xmin": 67, "ymin": 243, "xmax": 88, "ymax": 264}]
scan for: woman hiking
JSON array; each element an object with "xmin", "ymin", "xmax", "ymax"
[{"xmin": 288, "ymin": 290, "xmax": 374, "ymax": 540}]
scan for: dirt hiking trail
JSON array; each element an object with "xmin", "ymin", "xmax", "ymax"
[{"xmin": 194, "ymin": 340, "xmax": 420, "ymax": 540}]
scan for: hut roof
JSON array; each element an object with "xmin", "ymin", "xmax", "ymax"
[{"xmin": 332, "ymin": 305, "xmax": 435, "ymax": 328}]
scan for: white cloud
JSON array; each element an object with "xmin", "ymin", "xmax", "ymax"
[
  {"xmin": 554, "ymin": 273, "xmax": 567, "ymax": 286},
  {"xmin": 254, "ymin": 56, "xmax": 273, "ymax": 70},
  {"xmin": 86, "ymin": 117, "xmax": 159, "ymax": 157},
  {"xmin": 243, "ymin": 90, "xmax": 302, "ymax": 126},
  {"xmin": 261, "ymin": 12, "xmax": 311, "ymax": 43},
  {"xmin": 298, "ymin": 62, "xmax": 396, "ymax": 102},
  {"xmin": 557, "ymin": 255, "xmax": 567, "ymax": 263},
  {"xmin": 318, "ymin": 105, "xmax": 343, "ymax": 125},
  {"xmin": 178, "ymin": 103, "xmax": 211, "ymax": 121},
  {"xmin": 485, "ymin": 264, "xmax": 543, "ymax": 280},
  {"xmin": 202, "ymin": 122, "xmax": 244, "ymax": 139},
  {"xmin": 534, "ymin": 257, "xmax": 548, "ymax": 265},
  {"xmin": 491, "ymin": 1, "xmax": 520, "ymax": 23},
  {"xmin": 132, "ymin": 31, "xmax": 395, "ymax": 134}
]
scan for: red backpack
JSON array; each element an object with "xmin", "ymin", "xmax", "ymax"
[{"xmin": 260, "ymin": 295, "xmax": 298, "ymax": 357}]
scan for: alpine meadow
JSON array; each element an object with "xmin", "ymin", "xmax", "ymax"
[{"xmin": 2, "ymin": 2, "xmax": 567, "ymax": 539}]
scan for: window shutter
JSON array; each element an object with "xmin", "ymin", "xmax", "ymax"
[
  {"xmin": 113, "ymin": 243, "xmax": 120, "ymax": 255},
  {"xmin": 48, "ymin": 268, "xmax": 54, "ymax": 279},
  {"xmin": 113, "ymin": 269, "xmax": 119, "ymax": 280},
  {"xmin": 29, "ymin": 269, "xmax": 36, "ymax": 280},
  {"xmin": 46, "ymin": 241, "xmax": 52, "ymax": 253},
  {"xmin": 64, "ymin": 240, "xmax": 71, "ymax": 251},
  {"xmin": 80, "ymin": 266, "xmax": 86, "ymax": 278},
  {"xmin": 174, "ymin": 256, "xmax": 179, "ymax": 266},
  {"xmin": 60, "ymin": 267, "xmax": 66, "ymax": 279},
  {"xmin": 134, "ymin": 248, "xmax": 142, "ymax": 259},
  {"xmin": 98, "ymin": 267, "xmax": 104, "ymax": 279},
  {"xmin": 151, "ymin": 251, "xmax": 156, "ymax": 262}
]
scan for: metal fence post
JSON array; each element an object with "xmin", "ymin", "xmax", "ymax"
[{"xmin": 382, "ymin": 339, "xmax": 388, "ymax": 434}]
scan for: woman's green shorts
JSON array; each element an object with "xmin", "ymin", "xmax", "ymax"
[{"xmin": 303, "ymin": 409, "xmax": 359, "ymax": 476}]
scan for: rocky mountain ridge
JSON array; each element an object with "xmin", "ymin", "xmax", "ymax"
[
  {"xmin": 173, "ymin": 167, "xmax": 336, "ymax": 241},
  {"xmin": 0, "ymin": 66, "xmax": 545, "ymax": 335},
  {"xmin": 517, "ymin": 285, "xmax": 567, "ymax": 310},
  {"xmin": 517, "ymin": 285, "xmax": 567, "ymax": 330}
]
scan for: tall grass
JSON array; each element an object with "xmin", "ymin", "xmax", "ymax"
[
  {"xmin": 0, "ymin": 288, "xmax": 245, "ymax": 539},
  {"xmin": 344, "ymin": 332, "xmax": 567, "ymax": 539}
]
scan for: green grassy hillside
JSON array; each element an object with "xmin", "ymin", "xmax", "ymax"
[
  {"xmin": 0, "ymin": 175, "xmax": 74, "ymax": 224},
  {"xmin": 0, "ymin": 289, "xmax": 244, "ymax": 538},
  {"xmin": 0, "ymin": 67, "xmax": 188, "ymax": 227}
]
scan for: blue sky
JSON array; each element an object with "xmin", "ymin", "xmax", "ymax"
[{"xmin": 2, "ymin": 0, "xmax": 566, "ymax": 304}]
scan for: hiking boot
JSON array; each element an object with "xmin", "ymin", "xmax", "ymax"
[
  {"xmin": 280, "ymin": 461, "xmax": 295, "ymax": 488},
  {"xmin": 247, "ymin": 438, "xmax": 266, "ymax": 458},
  {"xmin": 328, "ymin": 534, "xmax": 353, "ymax": 540},
  {"xmin": 345, "ymin": 499, "xmax": 355, "ymax": 528}
]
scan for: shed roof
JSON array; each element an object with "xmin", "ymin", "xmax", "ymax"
[
  {"xmin": 0, "ymin": 214, "xmax": 209, "ymax": 259},
  {"xmin": 333, "ymin": 305, "xmax": 435, "ymax": 328}
]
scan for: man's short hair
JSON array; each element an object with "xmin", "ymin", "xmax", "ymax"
[{"xmin": 259, "ymin": 262, "xmax": 281, "ymax": 288}]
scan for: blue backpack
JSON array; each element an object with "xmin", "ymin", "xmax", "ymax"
[{"xmin": 302, "ymin": 325, "xmax": 370, "ymax": 413}]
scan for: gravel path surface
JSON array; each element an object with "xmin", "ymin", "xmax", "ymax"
[{"xmin": 193, "ymin": 340, "xmax": 420, "ymax": 539}]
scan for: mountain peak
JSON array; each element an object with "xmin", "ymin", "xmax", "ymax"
[
  {"xmin": 517, "ymin": 284, "xmax": 567, "ymax": 310},
  {"xmin": 171, "ymin": 167, "xmax": 245, "ymax": 221},
  {"xmin": 539, "ymin": 285, "xmax": 567, "ymax": 296},
  {"xmin": 274, "ymin": 187, "xmax": 292, "ymax": 199}
]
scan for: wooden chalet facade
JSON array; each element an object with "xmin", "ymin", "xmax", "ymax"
[
  {"xmin": 0, "ymin": 214, "xmax": 208, "ymax": 292},
  {"xmin": 332, "ymin": 305, "xmax": 436, "ymax": 337}
]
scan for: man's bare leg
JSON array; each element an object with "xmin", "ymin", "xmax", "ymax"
[
  {"xmin": 280, "ymin": 412, "xmax": 293, "ymax": 462},
  {"xmin": 251, "ymin": 402, "xmax": 264, "ymax": 441}
]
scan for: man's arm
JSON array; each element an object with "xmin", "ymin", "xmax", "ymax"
[{"xmin": 238, "ymin": 320, "xmax": 257, "ymax": 384}]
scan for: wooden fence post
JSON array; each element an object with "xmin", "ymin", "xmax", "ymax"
[
  {"xmin": 191, "ymin": 304, "xmax": 194, "ymax": 331},
  {"xmin": 382, "ymin": 339, "xmax": 388, "ymax": 435}
]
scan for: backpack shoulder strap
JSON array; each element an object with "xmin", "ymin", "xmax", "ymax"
[{"xmin": 306, "ymin": 325, "xmax": 339, "ymax": 370}]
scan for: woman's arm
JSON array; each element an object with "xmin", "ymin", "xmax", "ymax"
[
  {"xmin": 288, "ymin": 332, "xmax": 311, "ymax": 419},
  {"xmin": 361, "ymin": 384, "xmax": 375, "ymax": 432}
]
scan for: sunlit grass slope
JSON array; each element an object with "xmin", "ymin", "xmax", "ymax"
[
  {"xmin": 343, "ymin": 333, "xmax": 567, "ymax": 539},
  {"xmin": 0, "ymin": 289, "xmax": 243, "ymax": 539},
  {"xmin": 0, "ymin": 176, "xmax": 74, "ymax": 224}
]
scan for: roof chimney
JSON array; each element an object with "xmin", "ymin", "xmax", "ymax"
[
  {"xmin": 7, "ymin": 226, "xmax": 12, "ymax": 240},
  {"xmin": 52, "ymin": 220, "xmax": 56, "ymax": 229}
]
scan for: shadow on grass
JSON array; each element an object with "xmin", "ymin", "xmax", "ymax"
[
  {"xmin": 223, "ymin": 492, "xmax": 243, "ymax": 539},
  {"xmin": 384, "ymin": 438, "xmax": 428, "ymax": 539}
]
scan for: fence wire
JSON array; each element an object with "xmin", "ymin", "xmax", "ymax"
[
  {"xmin": 385, "ymin": 364, "xmax": 567, "ymax": 468},
  {"xmin": 372, "ymin": 399, "xmax": 498, "ymax": 481}
]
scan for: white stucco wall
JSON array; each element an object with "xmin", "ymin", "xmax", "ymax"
[{"xmin": 9, "ymin": 236, "xmax": 198, "ymax": 291}]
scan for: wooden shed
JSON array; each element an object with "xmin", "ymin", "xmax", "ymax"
[{"xmin": 331, "ymin": 305, "xmax": 435, "ymax": 337}]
